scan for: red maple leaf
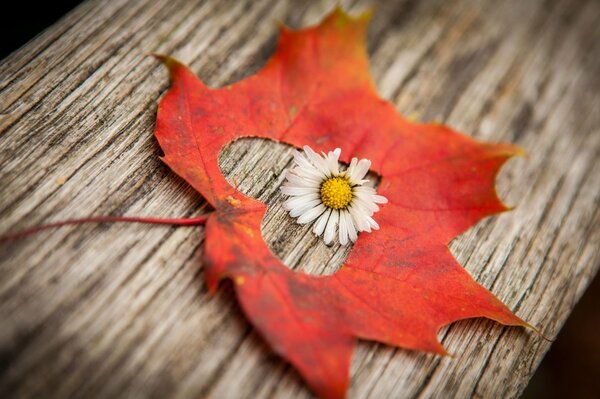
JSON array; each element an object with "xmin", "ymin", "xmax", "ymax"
[{"xmin": 154, "ymin": 8, "xmax": 528, "ymax": 399}]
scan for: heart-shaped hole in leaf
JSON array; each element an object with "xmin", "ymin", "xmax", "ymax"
[{"xmin": 219, "ymin": 137, "xmax": 380, "ymax": 276}]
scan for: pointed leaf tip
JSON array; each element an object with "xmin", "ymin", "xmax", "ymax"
[
  {"xmin": 330, "ymin": 5, "xmax": 373, "ymax": 25},
  {"xmin": 153, "ymin": 53, "xmax": 185, "ymax": 75}
]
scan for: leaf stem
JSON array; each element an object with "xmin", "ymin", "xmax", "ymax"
[{"xmin": 0, "ymin": 214, "xmax": 212, "ymax": 244}]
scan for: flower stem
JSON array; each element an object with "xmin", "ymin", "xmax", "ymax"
[{"xmin": 0, "ymin": 214, "xmax": 212, "ymax": 244}]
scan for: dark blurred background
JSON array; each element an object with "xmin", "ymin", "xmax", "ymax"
[
  {"xmin": 1, "ymin": 1, "xmax": 597, "ymax": 398},
  {"xmin": 522, "ymin": 274, "xmax": 600, "ymax": 399},
  {"xmin": 0, "ymin": 0, "xmax": 82, "ymax": 59}
]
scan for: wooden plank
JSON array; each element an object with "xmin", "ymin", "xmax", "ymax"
[{"xmin": 0, "ymin": 0, "xmax": 598, "ymax": 397}]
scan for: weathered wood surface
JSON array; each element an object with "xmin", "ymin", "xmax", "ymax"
[{"xmin": 0, "ymin": 0, "xmax": 599, "ymax": 397}]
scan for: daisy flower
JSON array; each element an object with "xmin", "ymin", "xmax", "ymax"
[{"xmin": 280, "ymin": 145, "xmax": 388, "ymax": 245}]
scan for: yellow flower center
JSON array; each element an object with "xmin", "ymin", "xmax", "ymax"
[{"xmin": 320, "ymin": 177, "xmax": 353, "ymax": 209}]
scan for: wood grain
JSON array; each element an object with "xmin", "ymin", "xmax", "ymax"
[{"xmin": 1, "ymin": 0, "xmax": 599, "ymax": 398}]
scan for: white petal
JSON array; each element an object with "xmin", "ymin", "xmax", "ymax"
[
  {"xmin": 280, "ymin": 186, "xmax": 319, "ymax": 196},
  {"xmin": 349, "ymin": 159, "xmax": 371, "ymax": 183},
  {"xmin": 325, "ymin": 148, "xmax": 341, "ymax": 175},
  {"xmin": 313, "ymin": 208, "xmax": 332, "ymax": 236},
  {"xmin": 348, "ymin": 204, "xmax": 371, "ymax": 232},
  {"xmin": 289, "ymin": 199, "xmax": 323, "ymax": 217},
  {"xmin": 332, "ymin": 148, "xmax": 341, "ymax": 160},
  {"xmin": 366, "ymin": 214, "xmax": 380, "ymax": 230},
  {"xmin": 297, "ymin": 204, "xmax": 326, "ymax": 224},
  {"xmin": 353, "ymin": 186, "xmax": 376, "ymax": 194},
  {"xmin": 291, "ymin": 164, "xmax": 325, "ymax": 180},
  {"xmin": 338, "ymin": 211, "xmax": 348, "ymax": 245},
  {"xmin": 324, "ymin": 210, "xmax": 339, "ymax": 245},
  {"xmin": 353, "ymin": 194, "xmax": 379, "ymax": 213},
  {"xmin": 283, "ymin": 193, "xmax": 320, "ymax": 210},
  {"xmin": 293, "ymin": 151, "xmax": 327, "ymax": 179},
  {"xmin": 283, "ymin": 175, "xmax": 319, "ymax": 188},
  {"xmin": 346, "ymin": 158, "xmax": 358, "ymax": 180},
  {"xmin": 303, "ymin": 145, "xmax": 331, "ymax": 176},
  {"xmin": 343, "ymin": 210, "xmax": 358, "ymax": 242},
  {"xmin": 292, "ymin": 150, "xmax": 310, "ymax": 169},
  {"xmin": 373, "ymin": 194, "xmax": 388, "ymax": 204}
]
